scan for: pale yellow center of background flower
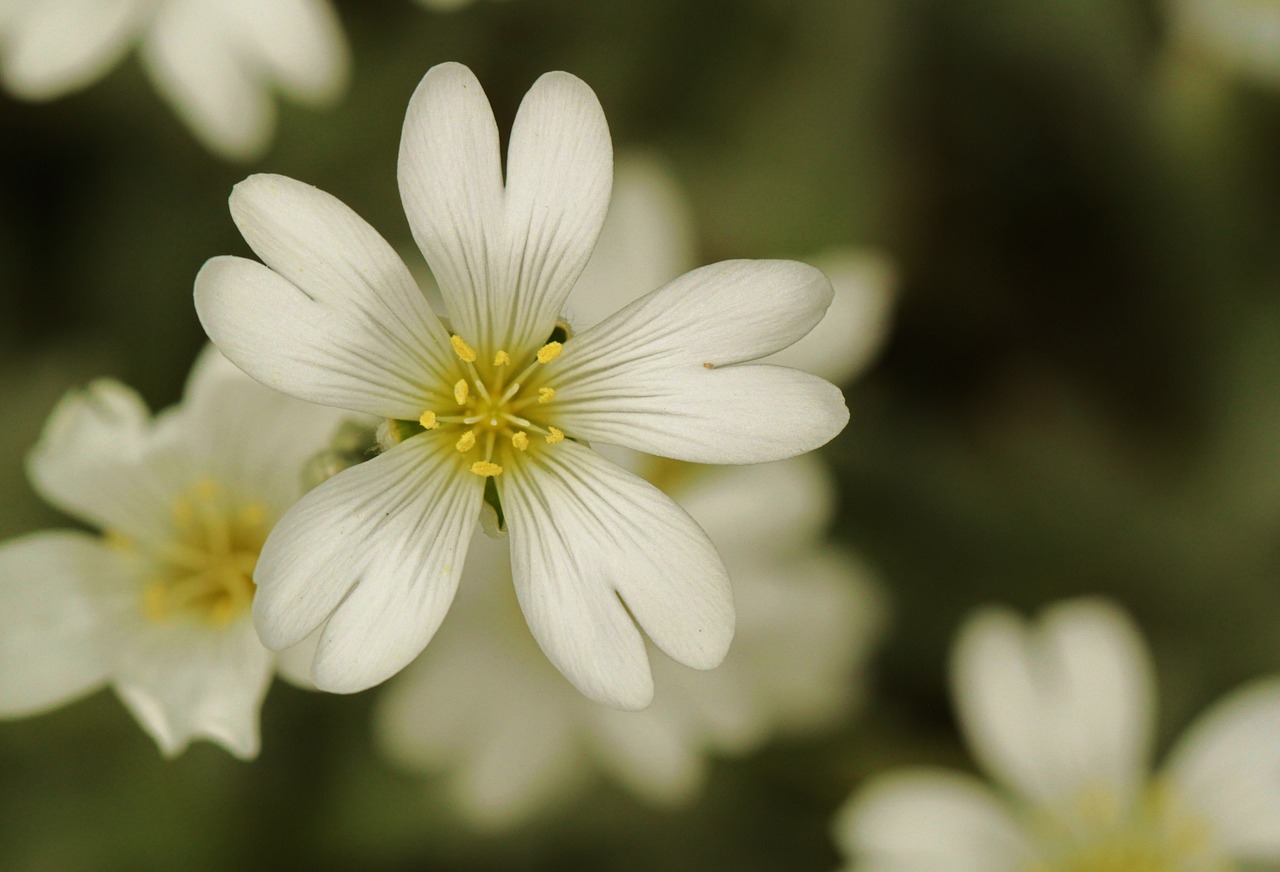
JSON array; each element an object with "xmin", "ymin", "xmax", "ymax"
[
  {"xmin": 110, "ymin": 478, "xmax": 269, "ymax": 626},
  {"xmin": 1024, "ymin": 782, "xmax": 1233, "ymax": 872}
]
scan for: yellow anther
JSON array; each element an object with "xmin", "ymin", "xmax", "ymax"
[
  {"xmin": 493, "ymin": 350, "xmax": 511, "ymax": 366},
  {"xmin": 512, "ymin": 432, "xmax": 530, "ymax": 451},
  {"xmin": 454, "ymin": 379, "xmax": 469, "ymax": 405},
  {"xmin": 450, "ymin": 335, "xmax": 478, "ymax": 363},
  {"xmin": 538, "ymin": 387, "xmax": 556, "ymax": 404},
  {"xmin": 209, "ymin": 596, "xmax": 237, "ymax": 627},
  {"xmin": 536, "ymin": 342, "xmax": 563, "ymax": 364},
  {"xmin": 470, "ymin": 461, "xmax": 503, "ymax": 477},
  {"xmin": 142, "ymin": 582, "xmax": 169, "ymax": 622},
  {"xmin": 546, "ymin": 427, "xmax": 565, "ymax": 444},
  {"xmin": 103, "ymin": 530, "xmax": 134, "ymax": 553},
  {"xmin": 194, "ymin": 478, "xmax": 220, "ymax": 501},
  {"xmin": 419, "ymin": 410, "xmax": 439, "ymax": 430},
  {"xmin": 456, "ymin": 431, "xmax": 476, "ymax": 452},
  {"xmin": 237, "ymin": 504, "xmax": 268, "ymax": 527}
]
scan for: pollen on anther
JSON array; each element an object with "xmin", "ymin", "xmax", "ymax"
[
  {"xmin": 454, "ymin": 379, "xmax": 469, "ymax": 405},
  {"xmin": 419, "ymin": 410, "xmax": 439, "ymax": 430},
  {"xmin": 536, "ymin": 341, "xmax": 563, "ymax": 364},
  {"xmin": 512, "ymin": 431, "xmax": 530, "ymax": 451},
  {"xmin": 546, "ymin": 427, "xmax": 565, "ymax": 444},
  {"xmin": 471, "ymin": 461, "xmax": 503, "ymax": 477},
  {"xmin": 538, "ymin": 387, "xmax": 556, "ymax": 404},
  {"xmin": 455, "ymin": 431, "xmax": 476, "ymax": 452},
  {"xmin": 194, "ymin": 478, "xmax": 220, "ymax": 501},
  {"xmin": 493, "ymin": 350, "xmax": 511, "ymax": 366},
  {"xmin": 238, "ymin": 504, "xmax": 268, "ymax": 527},
  {"xmin": 450, "ymin": 335, "xmax": 478, "ymax": 363}
]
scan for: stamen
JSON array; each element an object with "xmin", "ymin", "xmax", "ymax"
[
  {"xmin": 546, "ymin": 427, "xmax": 565, "ymax": 444},
  {"xmin": 498, "ymin": 381, "xmax": 522, "ymax": 405},
  {"xmin": 502, "ymin": 412, "xmax": 532, "ymax": 428},
  {"xmin": 538, "ymin": 387, "xmax": 556, "ymax": 404},
  {"xmin": 103, "ymin": 530, "xmax": 135, "ymax": 553},
  {"xmin": 142, "ymin": 582, "xmax": 169, "ymax": 622},
  {"xmin": 194, "ymin": 479, "xmax": 220, "ymax": 501},
  {"xmin": 450, "ymin": 335, "xmax": 478, "ymax": 363},
  {"xmin": 454, "ymin": 379, "xmax": 469, "ymax": 405},
  {"xmin": 536, "ymin": 342, "xmax": 563, "ymax": 364},
  {"xmin": 512, "ymin": 432, "xmax": 530, "ymax": 451},
  {"xmin": 237, "ymin": 504, "xmax": 268, "ymax": 527},
  {"xmin": 456, "ymin": 431, "xmax": 476, "ymax": 452},
  {"xmin": 419, "ymin": 410, "xmax": 439, "ymax": 430},
  {"xmin": 493, "ymin": 350, "xmax": 511, "ymax": 366},
  {"xmin": 470, "ymin": 461, "xmax": 503, "ymax": 477}
]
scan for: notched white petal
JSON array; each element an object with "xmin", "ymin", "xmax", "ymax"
[
  {"xmin": 253, "ymin": 435, "xmax": 482, "ymax": 694},
  {"xmin": 502, "ymin": 442, "xmax": 734, "ymax": 710},
  {"xmin": 0, "ymin": 532, "xmax": 129, "ymax": 717}
]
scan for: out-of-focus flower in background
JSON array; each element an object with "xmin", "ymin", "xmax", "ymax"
[
  {"xmin": 371, "ymin": 155, "xmax": 892, "ymax": 829},
  {"xmin": 833, "ymin": 598, "xmax": 1280, "ymax": 872},
  {"xmin": 194, "ymin": 62, "xmax": 850, "ymax": 710},
  {"xmin": 0, "ymin": 347, "xmax": 353, "ymax": 758},
  {"xmin": 0, "ymin": 0, "xmax": 349, "ymax": 160},
  {"xmin": 1168, "ymin": 0, "xmax": 1280, "ymax": 85}
]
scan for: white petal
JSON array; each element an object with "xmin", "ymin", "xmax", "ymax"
[
  {"xmin": 114, "ymin": 618, "xmax": 274, "ymax": 759},
  {"xmin": 195, "ymin": 254, "xmax": 434, "ymax": 420},
  {"xmin": 551, "ymin": 259, "xmax": 848, "ymax": 464},
  {"xmin": 586, "ymin": 707, "xmax": 705, "ymax": 805},
  {"xmin": 253, "ymin": 434, "xmax": 482, "ymax": 693},
  {"xmin": 499, "ymin": 70, "xmax": 612, "ymax": 351},
  {"xmin": 501, "ymin": 441, "xmax": 734, "ymax": 709},
  {"xmin": 1165, "ymin": 677, "xmax": 1280, "ymax": 861},
  {"xmin": 0, "ymin": 0, "xmax": 142, "ymax": 100},
  {"xmin": 373, "ymin": 560, "xmax": 587, "ymax": 826},
  {"xmin": 833, "ymin": 769, "xmax": 1031, "ymax": 872},
  {"xmin": 139, "ymin": 0, "xmax": 273, "ymax": 160},
  {"xmin": 399, "ymin": 63, "xmax": 612, "ymax": 353},
  {"xmin": 222, "ymin": 0, "xmax": 348, "ymax": 103},
  {"xmin": 169, "ymin": 344, "xmax": 360, "ymax": 513},
  {"xmin": 765, "ymin": 248, "xmax": 896, "ymax": 386},
  {"xmin": 565, "ymin": 153, "xmax": 697, "ymax": 331},
  {"xmin": 26, "ymin": 378, "xmax": 174, "ymax": 538},
  {"xmin": 1174, "ymin": 0, "xmax": 1280, "ymax": 85},
  {"xmin": 951, "ymin": 598, "xmax": 1156, "ymax": 806},
  {"xmin": 397, "ymin": 63, "xmax": 505, "ymax": 346},
  {"xmin": 678, "ymin": 455, "xmax": 835, "ymax": 559},
  {"xmin": 0, "ymin": 532, "xmax": 130, "ymax": 716},
  {"xmin": 228, "ymin": 175, "xmax": 451, "ymax": 372},
  {"xmin": 272, "ymin": 627, "xmax": 321, "ymax": 689},
  {"xmin": 728, "ymin": 548, "xmax": 887, "ymax": 737}
]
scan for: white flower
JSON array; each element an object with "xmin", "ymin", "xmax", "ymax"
[
  {"xmin": 1168, "ymin": 0, "xmax": 1280, "ymax": 85},
  {"xmin": 370, "ymin": 153, "xmax": 891, "ymax": 825},
  {"xmin": 0, "ymin": 347, "xmax": 352, "ymax": 758},
  {"xmin": 833, "ymin": 598, "xmax": 1280, "ymax": 872},
  {"xmin": 0, "ymin": 0, "xmax": 348, "ymax": 160},
  {"xmin": 194, "ymin": 62, "xmax": 850, "ymax": 710},
  {"xmin": 375, "ymin": 456, "xmax": 886, "ymax": 827}
]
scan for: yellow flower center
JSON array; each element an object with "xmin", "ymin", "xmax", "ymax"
[
  {"xmin": 1024, "ymin": 782, "xmax": 1233, "ymax": 872},
  {"xmin": 109, "ymin": 478, "xmax": 270, "ymax": 627},
  {"xmin": 414, "ymin": 332, "xmax": 570, "ymax": 478}
]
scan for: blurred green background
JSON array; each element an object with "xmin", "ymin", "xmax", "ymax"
[{"xmin": 4, "ymin": 0, "xmax": 1280, "ymax": 869}]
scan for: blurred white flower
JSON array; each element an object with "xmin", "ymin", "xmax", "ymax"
[
  {"xmin": 194, "ymin": 62, "xmax": 850, "ymax": 709},
  {"xmin": 0, "ymin": 347, "xmax": 352, "ymax": 758},
  {"xmin": 373, "ymin": 153, "xmax": 893, "ymax": 828},
  {"xmin": 0, "ymin": 0, "xmax": 349, "ymax": 160},
  {"xmin": 375, "ymin": 457, "xmax": 885, "ymax": 827},
  {"xmin": 833, "ymin": 598, "xmax": 1280, "ymax": 872},
  {"xmin": 1169, "ymin": 0, "xmax": 1280, "ymax": 85}
]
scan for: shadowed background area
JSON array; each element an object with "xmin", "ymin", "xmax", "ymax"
[{"xmin": 3, "ymin": 0, "xmax": 1280, "ymax": 869}]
